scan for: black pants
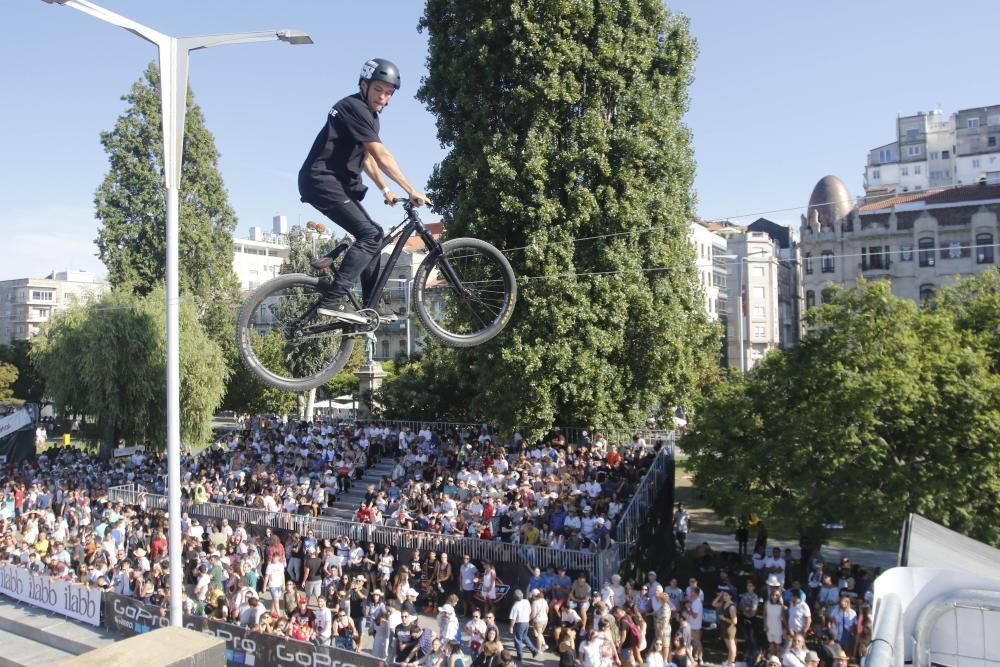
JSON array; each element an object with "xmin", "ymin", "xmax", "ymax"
[{"xmin": 300, "ymin": 178, "xmax": 382, "ymax": 303}]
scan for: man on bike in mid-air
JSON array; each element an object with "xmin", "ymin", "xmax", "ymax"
[{"xmin": 298, "ymin": 57, "xmax": 431, "ymax": 324}]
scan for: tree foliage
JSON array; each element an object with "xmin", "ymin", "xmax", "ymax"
[
  {"xmin": 0, "ymin": 363, "xmax": 17, "ymax": 402},
  {"xmin": 31, "ymin": 286, "xmax": 228, "ymax": 459},
  {"xmin": 94, "ymin": 62, "xmax": 241, "ymax": 319},
  {"xmin": 0, "ymin": 341, "xmax": 45, "ymax": 403},
  {"xmin": 416, "ymin": 0, "xmax": 719, "ymax": 437},
  {"xmin": 682, "ymin": 279, "xmax": 1000, "ymax": 545},
  {"xmin": 935, "ymin": 267, "xmax": 1000, "ymax": 371}
]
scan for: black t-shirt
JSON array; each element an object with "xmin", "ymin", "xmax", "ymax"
[
  {"xmin": 299, "ymin": 93, "xmax": 381, "ymax": 200},
  {"xmin": 304, "ymin": 557, "xmax": 323, "ymax": 581}
]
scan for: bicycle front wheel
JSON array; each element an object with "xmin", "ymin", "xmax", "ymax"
[
  {"xmin": 236, "ymin": 273, "xmax": 355, "ymax": 392},
  {"xmin": 412, "ymin": 238, "xmax": 517, "ymax": 347}
]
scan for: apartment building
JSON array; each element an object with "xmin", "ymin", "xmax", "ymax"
[
  {"xmin": 800, "ymin": 175, "xmax": 999, "ymax": 308},
  {"xmin": 689, "ymin": 220, "xmax": 730, "ymax": 321},
  {"xmin": 865, "ymin": 105, "xmax": 1000, "ymax": 196},
  {"xmin": 0, "ymin": 270, "xmax": 109, "ymax": 345}
]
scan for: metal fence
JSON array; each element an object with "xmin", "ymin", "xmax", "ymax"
[
  {"xmin": 222, "ymin": 418, "xmax": 676, "ymax": 450},
  {"xmin": 108, "ymin": 436, "xmax": 674, "ymax": 585}
]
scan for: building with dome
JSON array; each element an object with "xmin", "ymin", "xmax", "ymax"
[{"xmin": 799, "ymin": 174, "xmax": 1000, "ymax": 309}]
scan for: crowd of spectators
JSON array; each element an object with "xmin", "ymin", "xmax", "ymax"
[
  {"xmin": 0, "ymin": 416, "xmax": 675, "ymax": 666},
  {"xmin": 0, "ymin": 414, "xmax": 878, "ymax": 667}
]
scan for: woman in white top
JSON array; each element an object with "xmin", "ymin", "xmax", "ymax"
[
  {"xmin": 481, "ymin": 563, "xmax": 500, "ymax": 616},
  {"xmin": 765, "ymin": 587, "xmax": 787, "ymax": 654},
  {"xmin": 687, "ymin": 587, "xmax": 705, "ymax": 665}
]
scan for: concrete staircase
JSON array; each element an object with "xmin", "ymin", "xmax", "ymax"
[
  {"xmin": 0, "ymin": 596, "xmax": 115, "ymax": 667},
  {"xmin": 323, "ymin": 459, "xmax": 396, "ymax": 521}
]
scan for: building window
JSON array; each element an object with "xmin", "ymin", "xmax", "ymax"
[
  {"xmin": 973, "ymin": 158, "xmax": 982, "ymax": 169},
  {"xmin": 753, "ymin": 325, "xmax": 766, "ymax": 338},
  {"xmin": 752, "ymin": 286, "xmax": 766, "ymax": 299},
  {"xmin": 906, "ymin": 146, "xmax": 921, "ymax": 157},
  {"xmin": 918, "ymin": 237, "xmax": 935, "ymax": 267},
  {"xmin": 977, "ymin": 233, "xmax": 995, "ymax": 264},
  {"xmin": 942, "ymin": 150, "xmax": 950, "ymax": 159},
  {"xmin": 752, "ymin": 306, "xmax": 766, "ymax": 318},
  {"xmin": 919, "ymin": 284, "xmax": 935, "ymax": 305},
  {"xmin": 914, "ymin": 165, "xmax": 922, "ymax": 175},
  {"xmin": 864, "ymin": 246, "xmax": 889, "ymax": 270},
  {"xmin": 804, "ymin": 253, "xmax": 813, "ymax": 275},
  {"xmin": 31, "ymin": 290, "xmax": 54, "ymax": 301},
  {"xmin": 879, "ymin": 149, "xmax": 892, "ymax": 163},
  {"xmin": 806, "ymin": 291, "xmax": 815, "ymax": 308},
  {"xmin": 929, "ymin": 151, "xmax": 940, "ymax": 160},
  {"xmin": 872, "ymin": 169, "xmax": 881, "ymax": 180},
  {"xmin": 900, "ymin": 244, "xmax": 913, "ymax": 262},
  {"xmin": 821, "ymin": 250, "xmax": 835, "ymax": 273},
  {"xmin": 947, "ymin": 241, "xmax": 962, "ymax": 259},
  {"xmin": 989, "ymin": 136, "xmax": 997, "ymax": 148},
  {"xmin": 901, "ymin": 166, "xmax": 909, "ymax": 176},
  {"xmin": 967, "ymin": 118, "xmax": 980, "ymax": 130}
]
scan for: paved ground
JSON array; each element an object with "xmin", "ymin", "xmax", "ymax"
[{"xmin": 685, "ymin": 530, "xmax": 897, "ymax": 571}]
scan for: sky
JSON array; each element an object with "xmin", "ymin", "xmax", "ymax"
[{"xmin": 1, "ymin": 0, "xmax": 998, "ymax": 281}]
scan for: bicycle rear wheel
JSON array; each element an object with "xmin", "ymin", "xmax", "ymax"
[
  {"xmin": 236, "ymin": 273, "xmax": 355, "ymax": 392},
  {"xmin": 412, "ymin": 238, "xmax": 517, "ymax": 347}
]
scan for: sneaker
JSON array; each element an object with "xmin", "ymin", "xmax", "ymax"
[{"xmin": 316, "ymin": 294, "xmax": 368, "ymax": 325}]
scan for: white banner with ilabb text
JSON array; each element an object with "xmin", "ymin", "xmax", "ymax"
[{"xmin": 0, "ymin": 564, "xmax": 102, "ymax": 626}]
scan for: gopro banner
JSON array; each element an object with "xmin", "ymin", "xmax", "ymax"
[
  {"xmin": 104, "ymin": 593, "xmax": 384, "ymax": 667},
  {"xmin": 0, "ymin": 563, "xmax": 102, "ymax": 626}
]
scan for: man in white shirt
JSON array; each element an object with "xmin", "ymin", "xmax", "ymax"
[
  {"xmin": 787, "ymin": 589, "xmax": 811, "ymax": 635},
  {"xmin": 459, "ymin": 554, "xmax": 478, "ymax": 617},
  {"xmin": 314, "ymin": 596, "xmax": 333, "ymax": 646},
  {"xmin": 508, "ymin": 589, "xmax": 538, "ymax": 662},
  {"xmin": 764, "ymin": 547, "xmax": 787, "ymax": 588}
]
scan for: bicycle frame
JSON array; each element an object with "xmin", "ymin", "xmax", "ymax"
[{"xmin": 356, "ymin": 202, "xmax": 442, "ymax": 311}]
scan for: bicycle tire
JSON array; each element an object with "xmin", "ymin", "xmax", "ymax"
[
  {"xmin": 412, "ymin": 238, "xmax": 517, "ymax": 347},
  {"xmin": 236, "ymin": 273, "xmax": 355, "ymax": 392}
]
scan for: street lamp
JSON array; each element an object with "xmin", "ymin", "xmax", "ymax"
[{"xmin": 40, "ymin": 0, "xmax": 311, "ymax": 627}]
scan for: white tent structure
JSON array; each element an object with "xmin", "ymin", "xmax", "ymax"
[
  {"xmin": 869, "ymin": 515, "xmax": 1000, "ymax": 667},
  {"xmin": 312, "ymin": 395, "xmax": 355, "ymax": 419}
]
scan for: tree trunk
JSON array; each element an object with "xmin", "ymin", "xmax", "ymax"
[
  {"xmin": 98, "ymin": 417, "xmax": 115, "ymax": 462},
  {"xmin": 304, "ymin": 388, "xmax": 316, "ymax": 422}
]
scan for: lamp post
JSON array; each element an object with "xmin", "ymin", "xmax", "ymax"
[{"xmin": 40, "ymin": 0, "xmax": 311, "ymax": 627}]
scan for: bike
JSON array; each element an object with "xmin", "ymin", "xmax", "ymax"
[{"xmin": 236, "ymin": 200, "xmax": 518, "ymax": 392}]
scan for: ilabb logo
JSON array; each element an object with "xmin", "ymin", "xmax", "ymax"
[
  {"xmin": 0, "ymin": 568, "xmax": 96, "ymax": 620},
  {"xmin": 0, "ymin": 567, "xmax": 24, "ymax": 595},
  {"xmin": 63, "ymin": 585, "xmax": 97, "ymax": 618}
]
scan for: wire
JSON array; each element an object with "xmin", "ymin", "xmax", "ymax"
[{"xmin": 494, "ymin": 180, "xmax": 999, "ymax": 258}]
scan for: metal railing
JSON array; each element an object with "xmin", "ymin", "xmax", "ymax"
[
  {"xmin": 236, "ymin": 418, "xmax": 676, "ymax": 450},
  {"xmin": 614, "ymin": 442, "xmax": 673, "ymax": 545},
  {"xmin": 108, "ymin": 435, "xmax": 675, "ymax": 584},
  {"xmin": 108, "ymin": 484, "xmax": 603, "ymax": 575}
]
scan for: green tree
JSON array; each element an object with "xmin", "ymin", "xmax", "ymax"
[
  {"xmin": 0, "ymin": 362, "xmax": 17, "ymax": 402},
  {"xmin": 223, "ymin": 331, "xmax": 299, "ymax": 416},
  {"xmin": 94, "ymin": 62, "xmax": 241, "ymax": 319},
  {"xmin": 0, "ymin": 340, "xmax": 45, "ymax": 403},
  {"xmin": 416, "ymin": 0, "xmax": 718, "ymax": 437},
  {"xmin": 32, "ymin": 286, "xmax": 228, "ymax": 459},
  {"xmin": 683, "ymin": 280, "xmax": 1000, "ymax": 545},
  {"xmin": 934, "ymin": 268, "xmax": 1000, "ymax": 371}
]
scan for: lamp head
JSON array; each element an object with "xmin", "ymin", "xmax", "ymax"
[{"xmin": 277, "ymin": 30, "xmax": 312, "ymax": 45}]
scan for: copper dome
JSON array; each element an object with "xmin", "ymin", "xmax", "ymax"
[{"xmin": 807, "ymin": 175, "xmax": 854, "ymax": 231}]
